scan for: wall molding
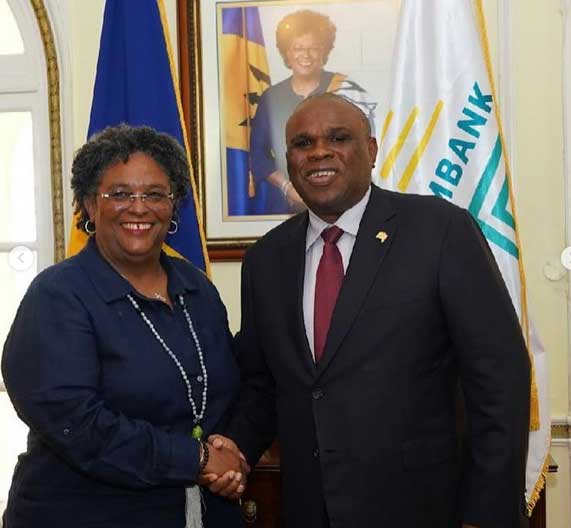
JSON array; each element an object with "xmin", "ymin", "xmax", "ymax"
[
  {"xmin": 551, "ymin": 417, "xmax": 571, "ymax": 447},
  {"xmin": 43, "ymin": 0, "xmax": 74, "ymax": 251},
  {"xmin": 29, "ymin": 0, "xmax": 65, "ymax": 263}
]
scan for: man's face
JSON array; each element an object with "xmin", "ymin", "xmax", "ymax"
[{"xmin": 286, "ymin": 97, "xmax": 378, "ymax": 223}]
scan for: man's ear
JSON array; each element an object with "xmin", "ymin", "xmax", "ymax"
[{"xmin": 368, "ymin": 137, "xmax": 379, "ymax": 167}]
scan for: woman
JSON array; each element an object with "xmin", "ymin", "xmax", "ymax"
[
  {"xmin": 249, "ymin": 9, "xmax": 377, "ymax": 215},
  {"xmin": 1, "ymin": 125, "xmax": 244, "ymax": 527}
]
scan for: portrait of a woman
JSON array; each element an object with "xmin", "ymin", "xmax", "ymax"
[{"xmin": 249, "ymin": 9, "xmax": 377, "ymax": 215}]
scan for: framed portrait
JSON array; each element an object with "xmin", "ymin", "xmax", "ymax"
[{"xmin": 178, "ymin": 0, "xmax": 400, "ymax": 257}]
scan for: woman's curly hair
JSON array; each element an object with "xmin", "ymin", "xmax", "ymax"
[
  {"xmin": 276, "ymin": 10, "xmax": 336, "ymax": 68},
  {"xmin": 71, "ymin": 124, "xmax": 191, "ymax": 231}
]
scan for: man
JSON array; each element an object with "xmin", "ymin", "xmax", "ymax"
[{"xmin": 216, "ymin": 93, "xmax": 530, "ymax": 527}]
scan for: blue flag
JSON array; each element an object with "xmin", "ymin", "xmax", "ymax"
[{"xmin": 68, "ymin": 0, "xmax": 208, "ymax": 273}]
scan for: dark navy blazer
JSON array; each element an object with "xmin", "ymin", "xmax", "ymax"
[{"xmin": 2, "ymin": 238, "xmax": 242, "ymax": 527}]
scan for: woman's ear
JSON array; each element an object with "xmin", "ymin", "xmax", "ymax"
[{"xmin": 84, "ymin": 196, "xmax": 97, "ymax": 222}]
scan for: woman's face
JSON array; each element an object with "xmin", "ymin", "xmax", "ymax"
[
  {"xmin": 85, "ymin": 151, "xmax": 174, "ymax": 269},
  {"xmin": 286, "ymin": 33, "xmax": 325, "ymax": 79}
]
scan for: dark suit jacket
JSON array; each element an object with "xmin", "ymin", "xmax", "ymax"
[{"xmin": 227, "ymin": 185, "xmax": 530, "ymax": 528}]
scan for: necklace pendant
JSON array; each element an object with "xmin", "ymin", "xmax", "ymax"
[{"xmin": 191, "ymin": 424, "xmax": 203, "ymax": 440}]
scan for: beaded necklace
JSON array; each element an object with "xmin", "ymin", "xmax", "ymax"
[{"xmin": 127, "ymin": 293, "xmax": 208, "ymax": 440}]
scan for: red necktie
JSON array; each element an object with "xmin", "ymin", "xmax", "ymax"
[{"xmin": 314, "ymin": 226, "xmax": 344, "ymax": 362}]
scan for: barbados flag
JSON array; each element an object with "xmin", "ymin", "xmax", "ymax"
[
  {"xmin": 66, "ymin": 0, "xmax": 208, "ymax": 273},
  {"xmin": 377, "ymin": 0, "xmax": 549, "ymax": 513},
  {"xmin": 220, "ymin": 7, "xmax": 270, "ymax": 215}
]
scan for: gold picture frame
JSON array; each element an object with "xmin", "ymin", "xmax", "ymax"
[{"xmin": 178, "ymin": 0, "xmax": 399, "ymax": 260}]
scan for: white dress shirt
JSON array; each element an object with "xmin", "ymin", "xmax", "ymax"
[{"xmin": 303, "ymin": 186, "xmax": 372, "ymax": 359}]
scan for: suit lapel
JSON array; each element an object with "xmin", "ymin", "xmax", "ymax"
[
  {"xmin": 317, "ymin": 187, "xmax": 397, "ymax": 376},
  {"xmin": 279, "ymin": 213, "xmax": 317, "ymax": 375}
]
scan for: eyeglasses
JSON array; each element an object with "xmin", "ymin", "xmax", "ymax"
[
  {"xmin": 99, "ymin": 191, "xmax": 174, "ymax": 210},
  {"xmin": 289, "ymin": 45, "xmax": 323, "ymax": 56}
]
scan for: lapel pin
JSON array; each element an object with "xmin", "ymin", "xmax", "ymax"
[{"xmin": 376, "ymin": 231, "xmax": 388, "ymax": 243}]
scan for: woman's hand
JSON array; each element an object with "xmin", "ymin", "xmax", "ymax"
[
  {"xmin": 268, "ymin": 171, "xmax": 306, "ymax": 212},
  {"xmin": 198, "ymin": 435, "xmax": 250, "ymax": 500},
  {"xmin": 284, "ymin": 183, "xmax": 306, "ymax": 212},
  {"xmin": 202, "ymin": 441, "xmax": 242, "ymax": 477}
]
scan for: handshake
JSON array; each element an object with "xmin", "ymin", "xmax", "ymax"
[{"xmin": 198, "ymin": 434, "xmax": 250, "ymax": 500}]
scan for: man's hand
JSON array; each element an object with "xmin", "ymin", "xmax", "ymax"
[
  {"xmin": 208, "ymin": 434, "xmax": 251, "ymax": 475},
  {"xmin": 198, "ymin": 435, "xmax": 250, "ymax": 500},
  {"xmin": 201, "ymin": 440, "xmax": 242, "ymax": 476}
]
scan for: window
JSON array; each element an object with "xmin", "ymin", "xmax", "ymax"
[
  {"xmin": 0, "ymin": 0, "xmax": 54, "ymax": 512},
  {"xmin": 0, "ymin": 0, "xmax": 24, "ymax": 55}
]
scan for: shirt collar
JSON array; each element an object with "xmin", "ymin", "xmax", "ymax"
[
  {"xmin": 161, "ymin": 251, "xmax": 200, "ymax": 297},
  {"xmin": 306, "ymin": 185, "xmax": 371, "ymax": 251},
  {"xmin": 76, "ymin": 237, "xmax": 199, "ymax": 303}
]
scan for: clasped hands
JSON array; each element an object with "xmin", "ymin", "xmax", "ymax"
[{"xmin": 198, "ymin": 434, "xmax": 250, "ymax": 500}]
